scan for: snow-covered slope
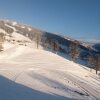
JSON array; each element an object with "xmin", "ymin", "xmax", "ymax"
[
  {"xmin": 0, "ymin": 44, "xmax": 100, "ymax": 100},
  {"xmin": 0, "ymin": 19, "xmax": 100, "ymax": 100}
]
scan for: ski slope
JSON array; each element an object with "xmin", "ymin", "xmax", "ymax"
[
  {"xmin": 0, "ymin": 24, "xmax": 100, "ymax": 100},
  {"xmin": 0, "ymin": 43, "xmax": 100, "ymax": 100}
]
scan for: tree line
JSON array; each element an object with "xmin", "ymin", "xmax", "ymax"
[{"xmin": 35, "ymin": 33, "xmax": 100, "ymax": 74}]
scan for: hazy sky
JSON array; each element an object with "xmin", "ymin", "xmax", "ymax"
[{"xmin": 0, "ymin": 0, "xmax": 100, "ymax": 39}]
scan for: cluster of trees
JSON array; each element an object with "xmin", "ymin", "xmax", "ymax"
[
  {"xmin": 33, "ymin": 33, "xmax": 100, "ymax": 75},
  {"xmin": 88, "ymin": 54, "xmax": 100, "ymax": 74},
  {"xmin": 69, "ymin": 40, "xmax": 80, "ymax": 61},
  {"xmin": 0, "ymin": 33, "xmax": 5, "ymax": 51},
  {"xmin": 39, "ymin": 34, "xmax": 80, "ymax": 59},
  {"xmin": 69, "ymin": 41, "xmax": 100, "ymax": 74},
  {"xmin": 41, "ymin": 37, "xmax": 59, "ymax": 53}
]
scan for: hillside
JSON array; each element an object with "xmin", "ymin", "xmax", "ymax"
[
  {"xmin": 0, "ymin": 20, "xmax": 99, "ymax": 55},
  {"xmin": 0, "ymin": 43, "xmax": 100, "ymax": 100},
  {"xmin": 0, "ymin": 19, "xmax": 100, "ymax": 100}
]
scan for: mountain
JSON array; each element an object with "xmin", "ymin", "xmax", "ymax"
[
  {"xmin": 1, "ymin": 20, "xmax": 99, "ymax": 52},
  {"xmin": 0, "ymin": 19, "xmax": 100, "ymax": 100},
  {"xmin": 0, "ymin": 19, "xmax": 100, "ymax": 66},
  {"xmin": 78, "ymin": 38, "xmax": 100, "ymax": 53},
  {"xmin": 92, "ymin": 43, "xmax": 100, "ymax": 53}
]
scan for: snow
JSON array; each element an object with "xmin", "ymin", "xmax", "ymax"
[
  {"xmin": 78, "ymin": 38, "xmax": 100, "ymax": 44},
  {"xmin": 5, "ymin": 23, "xmax": 16, "ymax": 31},
  {"xmin": 3, "ymin": 42, "xmax": 15, "ymax": 50},
  {"xmin": 21, "ymin": 26, "xmax": 25, "ymax": 28},
  {"xmin": 12, "ymin": 21, "xmax": 17, "ymax": 26},
  {"xmin": 28, "ymin": 27, "xmax": 32, "ymax": 31},
  {"xmin": 0, "ymin": 32, "xmax": 100, "ymax": 100},
  {"xmin": 0, "ymin": 28, "xmax": 6, "ymax": 34},
  {"xmin": 12, "ymin": 31, "xmax": 31, "ymax": 42},
  {"xmin": 0, "ymin": 45, "xmax": 100, "ymax": 100},
  {"xmin": 4, "ymin": 23, "xmax": 32, "ymax": 42}
]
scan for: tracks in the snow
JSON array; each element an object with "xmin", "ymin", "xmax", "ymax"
[{"xmin": 63, "ymin": 71, "xmax": 100, "ymax": 100}]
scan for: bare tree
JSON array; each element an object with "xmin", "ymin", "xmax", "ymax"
[
  {"xmin": 35, "ymin": 32, "xmax": 41, "ymax": 49},
  {"xmin": 88, "ymin": 54, "xmax": 100, "ymax": 74},
  {"xmin": 0, "ymin": 33, "xmax": 5, "ymax": 51},
  {"xmin": 88, "ymin": 54, "xmax": 94, "ymax": 71},
  {"xmin": 94, "ymin": 55, "xmax": 100, "ymax": 74},
  {"xmin": 70, "ymin": 40, "xmax": 80, "ymax": 61},
  {"xmin": 52, "ymin": 40, "xmax": 59, "ymax": 53}
]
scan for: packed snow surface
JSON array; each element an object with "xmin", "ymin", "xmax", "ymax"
[
  {"xmin": 0, "ymin": 43, "xmax": 100, "ymax": 100},
  {"xmin": 0, "ymin": 25, "xmax": 100, "ymax": 100},
  {"xmin": 0, "ymin": 28, "xmax": 7, "ymax": 35}
]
